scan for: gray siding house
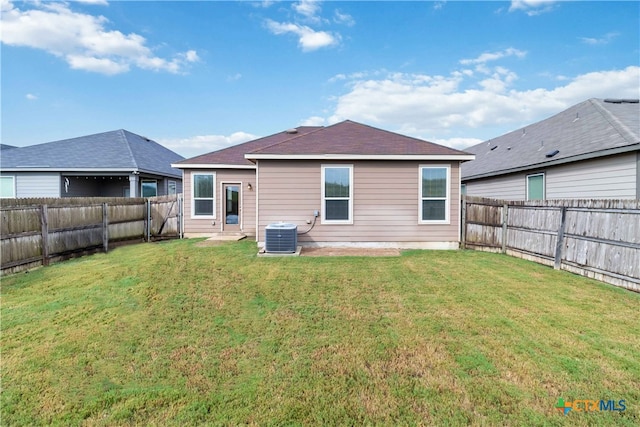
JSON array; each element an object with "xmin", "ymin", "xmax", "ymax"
[
  {"xmin": 461, "ymin": 98, "xmax": 640, "ymax": 200},
  {"xmin": 0, "ymin": 130, "xmax": 184, "ymax": 198},
  {"xmin": 173, "ymin": 120, "xmax": 474, "ymax": 249}
]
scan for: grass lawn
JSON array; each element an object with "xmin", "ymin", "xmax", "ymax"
[{"xmin": 1, "ymin": 239, "xmax": 639, "ymax": 426}]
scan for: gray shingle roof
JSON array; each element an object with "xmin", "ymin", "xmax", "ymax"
[
  {"xmin": 0, "ymin": 130, "xmax": 184, "ymax": 178},
  {"xmin": 461, "ymin": 98, "xmax": 640, "ymax": 180}
]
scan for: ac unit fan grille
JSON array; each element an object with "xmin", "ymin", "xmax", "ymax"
[{"xmin": 265, "ymin": 223, "xmax": 297, "ymax": 253}]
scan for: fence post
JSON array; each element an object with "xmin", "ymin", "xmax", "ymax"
[
  {"xmin": 40, "ymin": 204, "xmax": 49, "ymax": 266},
  {"xmin": 146, "ymin": 199, "xmax": 151, "ymax": 242},
  {"xmin": 461, "ymin": 196, "xmax": 467, "ymax": 249},
  {"xmin": 178, "ymin": 194, "xmax": 183, "ymax": 239},
  {"xmin": 554, "ymin": 206, "xmax": 567, "ymax": 270},
  {"xmin": 102, "ymin": 202, "xmax": 109, "ymax": 253},
  {"xmin": 501, "ymin": 203, "xmax": 509, "ymax": 254}
]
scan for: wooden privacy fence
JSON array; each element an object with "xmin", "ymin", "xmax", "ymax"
[
  {"xmin": 1, "ymin": 195, "xmax": 183, "ymax": 275},
  {"xmin": 461, "ymin": 196, "xmax": 640, "ymax": 292}
]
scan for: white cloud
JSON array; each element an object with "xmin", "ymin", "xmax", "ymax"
[
  {"xmin": 433, "ymin": 2, "xmax": 447, "ymax": 11},
  {"xmin": 434, "ymin": 137, "xmax": 483, "ymax": 150},
  {"xmin": 75, "ymin": 0, "xmax": 109, "ymax": 4},
  {"xmin": 265, "ymin": 19, "xmax": 339, "ymax": 51},
  {"xmin": 26, "ymin": 93, "xmax": 37, "ymax": 100},
  {"xmin": 509, "ymin": 0, "xmax": 558, "ymax": 16},
  {"xmin": 299, "ymin": 116, "xmax": 326, "ymax": 126},
  {"xmin": 580, "ymin": 32, "xmax": 620, "ymax": 46},
  {"xmin": 293, "ymin": 0, "xmax": 321, "ymax": 21},
  {"xmin": 0, "ymin": 0, "xmax": 198, "ymax": 75},
  {"xmin": 159, "ymin": 132, "xmax": 258, "ymax": 158},
  {"xmin": 460, "ymin": 48, "xmax": 527, "ymax": 66},
  {"xmin": 334, "ymin": 9, "xmax": 355, "ymax": 26},
  {"xmin": 317, "ymin": 65, "xmax": 640, "ymax": 148}
]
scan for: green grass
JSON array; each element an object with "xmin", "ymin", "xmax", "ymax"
[{"xmin": 2, "ymin": 239, "xmax": 639, "ymax": 426}]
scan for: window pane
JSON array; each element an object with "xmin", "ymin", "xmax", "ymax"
[
  {"xmin": 326, "ymin": 200, "xmax": 349, "ymax": 220},
  {"xmin": 194, "ymin": 175, "xmax": 213, "ymax": 198},
  {"xmin": 0, "ymin": 177, "xmax": 14, "ymax": 198},
  {"xmin": 422, "ymin": 200, "xmax": 446, "ymax": 221},
  {"xmin": 527, "ymin": 175, "xmax": 544, "ymax": 200},
  {"xmin": 168, "ymin": 181, "xmax": 177, "ymax": 195},
  {"xmin": 142, "ymin": 181, "xmax": 157, "ymax": 197},
  {"xmin": 194, "ymin": 200, "xmax": 214, "ymax": 216},
  {"xmin": 422, "ymin": 168, "xmax": 447, "ymax": 197},
  {"xmin": 325, "ymin": 168, "xmax": 350, "ymax": 197}
]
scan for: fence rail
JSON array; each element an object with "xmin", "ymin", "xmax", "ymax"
[
  {"xmin": 1, "ymin": 195, "xmax": 183, "ymax": 275},
  {"xmin": 462, "ymin": 196, "xmax": 640, "ymax": 292}
]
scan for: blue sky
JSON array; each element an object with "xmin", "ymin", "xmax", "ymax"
[{"xmin": 2, "ymin": 0, "xmax": 639, "ymax": 158}]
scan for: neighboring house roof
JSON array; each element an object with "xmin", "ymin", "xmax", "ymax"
[
  {"xmin": 0, "ymin": 144, "xmax": 18, "ymax": 151},
  {"xmin": 462, "ymin": 98, "xmax": 640, "ymax": 181},
  {"xmin": 0, "ymin": 129, "xmax": 184, "ymax": 178},
  {"xmin": 174, "ymin": 120, "xmax": 473, "ymax": 168}
]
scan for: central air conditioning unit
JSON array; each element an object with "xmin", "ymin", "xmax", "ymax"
[{"xmin": 265, "ymin": 223, "xmax": 298, "ymax": 253}]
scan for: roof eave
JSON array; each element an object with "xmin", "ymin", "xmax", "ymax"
[
  {"xmin": 172, "ymin": 163, "xmax": 257, "ymax": 169},
  {"xmin": 0, "ymin": 167, "xmax": 182, "ymax": 178},
  {"xmin": 462, "ymin": 143, "xmax": 640, "ymax": 181},
  {"xmin": 244, "ymin": 154, "xmax": 476, "ymax": 161}
]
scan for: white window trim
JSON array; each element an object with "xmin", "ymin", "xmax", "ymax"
[
  {"xmin": 0, "ymin": 175, "xmax": 16, "ymax": 198},
  {"xmin": 321, "ymin": 164, "xmax": 353, "ymax": 225},
  {"xmin": 419, "ymin": 165, "xmax": 451, "ymax": 224},
  {"xmin": 191, "ymin": 171, "xmax": 216, "ymax": 219},
  {"xmin": 526, "ymin": 172, "xmax": 545, "ymax": 200}
]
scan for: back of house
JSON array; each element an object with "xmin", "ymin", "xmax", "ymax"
[{"xmin": 173, "ymin": 120, "xmax": 474, "ymax": 249}]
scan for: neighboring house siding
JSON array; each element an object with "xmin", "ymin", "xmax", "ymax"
[
  {"xmin": 465, "ymin": 152, "xmax": 638, "ymax": 200},
  {"xmin": 546, "ymin": 152, "xmax": 637, "ymax": 199},
  {"xmin": 257, "ymin": 160, "xmax": 460, "ymax": 246},
  {"xmin": 16, "ymin": 172, "xmax": 61, "ymax": 197},
  {"xmin": 465, "ymin": 174, "xmax": 525, "ymax": 200},
  {"xmin": 182, "ymin": 168, "xmax": 256, "ymax": 236}
]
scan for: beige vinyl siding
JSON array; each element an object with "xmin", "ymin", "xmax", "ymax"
[
  {"xmin": 546, "ymin": 152, "xmax": 637, "ymax": 199},
  {"xmin": 464, "ymin": 152, "xmax": 638, "ymax": 200},
  {"xmin": 16, "ymin": 172, "xmax": 61, "ymax": 197},
  {"xmin": 182, "ymin": 168, "xmax": 256, "ymax": 236},
  {"xmin": 257, "ymin": 160, "xmax": 460, "ymax": 246}
]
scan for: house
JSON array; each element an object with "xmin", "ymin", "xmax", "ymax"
[
  {"xmin": 173, "ymin": 120, "xmax": 474, "ymax": 249},
  {"xmin": 461, "ymin": 98, "xmax": 640, "ymax": 200},
  {"xmin": 0, "ymin": 130, "xmax": 184, "ymax": 198}
]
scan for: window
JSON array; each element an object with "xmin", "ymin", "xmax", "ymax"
[
  {"xmin": 141, "ymin": 180, "xmax": 157, "ymax": 197},
  {"xmin": 420, "ymin": 166, "xmax": 450, "ymax": 223},
  {"xmin": 322, "ymin": 165, "xmax": 353, "ymax": 223},
  {"xmin": 168, "ymin": 180, "xmax": 177, "ymax": 195},
  {"xmin": 192, "ymin": 172, "xmax": 215, "ymax": 217},
  {"xmin": 461, "ymin": 183, "xmax": 467, "ymax": 196},
  {"xmin": 527, "ymin": 173, "xmax": 545, "ymax": 200},
  {"xmin": 0, "ymin": 176, "xmax": 15, "ymax": 198}
]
